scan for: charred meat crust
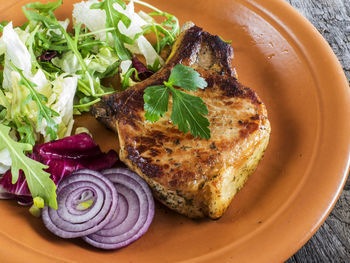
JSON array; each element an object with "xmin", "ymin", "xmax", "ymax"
[
  {"xmin": 119, "ymin": 75, "xmax": 266, "ymax": 184},
  {"xmin": 166, "ymin": 26, "xmax": 234, "ymax": 76},
  {"xmin": 91, "ymin": 25, "xmax": 271, "ymax": 219},
  {"xmin": 92, "ymin": 72, "xmax": 261, "ymax": 133},
  {"xmin": 91, "ymin": 25, "xmax": 235, "ymax": 129}
]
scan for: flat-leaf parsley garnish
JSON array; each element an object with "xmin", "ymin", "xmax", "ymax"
[{"xmin": 144, "ymin": 64, "xmax": 210, "ymax": 139}]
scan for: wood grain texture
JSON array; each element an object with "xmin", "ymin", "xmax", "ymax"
[{"xmin": 285, "ymin": 0, "xmax": 350, "ymax": 262}]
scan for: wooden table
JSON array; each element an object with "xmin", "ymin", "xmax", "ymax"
[{"xmin": 285, "ymin": 1, "xmax": 350, "ymax": 262}]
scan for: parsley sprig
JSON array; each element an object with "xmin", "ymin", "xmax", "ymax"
[{"xmin": 144, "ymin": 64, "xmax": 210, "ymax": 139}]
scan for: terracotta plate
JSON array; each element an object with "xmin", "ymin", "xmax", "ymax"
[{"xmin": 0, "ymin": 0, "xmax": 349, "ymax": 262}]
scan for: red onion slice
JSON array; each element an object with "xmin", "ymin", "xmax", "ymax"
[
  {"xmin": 83, "ymin": 168, "xmax": 155, "ymax": 249},
  {"xmin": 42, "ymin": 169, "xmax": 118, "ymax": 238}
]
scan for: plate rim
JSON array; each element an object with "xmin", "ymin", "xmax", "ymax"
[{"xmin": 0, "ymin": 0, "xmax": 349, "ymax": 262}]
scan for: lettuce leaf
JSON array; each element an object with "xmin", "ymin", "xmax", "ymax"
[
  {"xmin": 0, "ymin": 148, "xmax": 11, "ymax": 174},
  {"xmin": 42, "ymin": 75, "xmax": 78, "ymax": 141},
  {"xmin": 0, "ymin": 22, "xmax": 32, "ymax": 91},
  {"xmin": 51, "ymin": 51, "xmax": 82, "ymax": 74},
  {"xmin": 114, "ymin": 0, "xmax": 164, "ymax": 66},
  {"xmin": 72, "ymin": 0, "xmax": 108, "ymax": 41}
]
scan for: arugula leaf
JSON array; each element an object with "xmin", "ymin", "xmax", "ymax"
[
  {"xmin": 0, "ymin": 123, "xmax": 57, "ymax": 209},
  {"xmin": 147, "ymin": 58, "xmax": 161, "ymax": 72},
  {"xmin": 0, "ymin": 70, "xmax": 3, "ymax": 85},
  {"xmin": 91, "ymin": 0, "xmax": 132, "ymax": 60},
  {"xmin": 23, "ymin": 9, "xmax": 60, "ymax": 30},
  {"xmin": 94, "ymin": 60, "xmax": 120, "ymax": 79},
  {"xmin": 144, "ymin": 85, "xmax": 169, "ymax": 122},
  {"xmin": 17, "ymin": 121, "xmax": 36, "ymax": 146},
  {"xmin": 168, "ymin": 64, "xmax": 207, "ymax": 91},
  {"xmin": 61, "ymin": 26, "xmax": 88, "ymax": 73},
  {"xmin": 25, "ymin": 0, "xmax": 62, "ymax": 13},
  {"xmin": 218, "ymin": 35, "xmax": 232, "ymax": 44},
  {"xmin": 0, "ymin": 106, "xmax": 7, "ymax": 121},
  {"xmin": 121, "ymin": 67, "xmax": 139, "ymax": 90},
  {"xmin": 12, "ymin": 63, "xmax": 59, "ymax": 141},
  {"xmin": 133, "ymin": 0, "xmax": 179, "ymax": 54},
  {"xmin": 144, "ymin": 64, "xmax": 210, "ymax": 139},
  {"xmin": 38, "ymin": 61, "xmax": 62, "ymax": 74},
  {"xmin": 23, "ymin": 6, "xmax": 88, "ymax": 72},
  {"xmin": 0, "ymin": 21, "xmax": 9, "ymax": 33},
  {"xmin": 25, "ymin": 24, "xmax": 41, "ymax": 70},
  {"xmin": 73, "ymin": 96, "xmax": 101, "ymax": 114}
]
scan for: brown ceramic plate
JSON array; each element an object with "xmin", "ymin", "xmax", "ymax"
[{"xmin": 0, "ymin": 0, "xmax": 349, "ymax": 262}]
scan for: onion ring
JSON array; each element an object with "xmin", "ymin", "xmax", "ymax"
[
  {"xmin": 83, "ymin": 168, "xmax": 155, "ymax": 249},
  {"xmin": 42, "ymin": 169, "xmax": 118, "ymax": 238}
]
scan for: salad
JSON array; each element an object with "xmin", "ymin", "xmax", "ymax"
[{"xmin": 0, "ymin": 0, "xmax": 179, "ymax": 209}]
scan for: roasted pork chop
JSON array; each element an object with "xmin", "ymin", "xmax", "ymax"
[{"xmin": 91, "ymin": 25, "xmax": 271, "ymax": 219}]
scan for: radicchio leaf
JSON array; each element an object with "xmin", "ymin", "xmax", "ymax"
[
  {"xmin": 132, "ymin": 56, "xmax": 154, "ymax": 80},
  {"xmin": 0, "ymin": 133, "xmax": 118, "ymax": 199},
  {"xmin": 38, "ymin": 50, "xmax": 58, "ymax": 61}
]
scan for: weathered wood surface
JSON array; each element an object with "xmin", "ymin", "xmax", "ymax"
[{"xmin": 285, "ymin": 0, "xmax": 350, "ymax": 262}]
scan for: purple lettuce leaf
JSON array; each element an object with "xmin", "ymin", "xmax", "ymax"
[
  {"xmin": 132, "ymin": 56, "xmax": 154, "ymax": 80},
  {"xmin": 38, "ymin": 50, "xmax": 58, "ymax": 61},
  {"xmin": 0, "ymin": 133, "xmax": 118, "ymax": 199}
]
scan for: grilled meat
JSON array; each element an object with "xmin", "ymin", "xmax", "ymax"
[{"xmin": 91, "ymin": 25, "xmax": 271, "ymax": 219}]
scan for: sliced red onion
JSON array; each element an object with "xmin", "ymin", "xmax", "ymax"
[
  {"xmin": 83, "ymin": 168, "xmax": 155, "ymax": 249},
  {"xmin": 42, "ymin": 169, "xmax": 118, "ymax": 238}
]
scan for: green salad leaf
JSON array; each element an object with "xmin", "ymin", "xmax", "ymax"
[
  {"xmin": 91, "ymin": 0, "xmax": 132, "ymax": 60},
  {"xmin": 133, "ymin": 0, "xmax": 179, "ymax": 54},
  {"xmin": 0, "ymin": 0, "xmax": 183, "ymax": 210},
  {"xmin": 144, "ymin": 64, "xmax": 210, "ymax": 139},
  {"xmin": 23, "ymin": 6, "xmax": 88, "ymax": 72},
  {"xmin": 21, "ymin": 1, "xmax": 116, "ymax": 115},
  {"xmin": 0, "ymin": 21, "xmax": 9, "ymax": 33},
  {"xmin": 12, "ymin": 63, "xmax": 59, "ymax": 141},
  {"xmin": 25, "ymin": 0, "xmax": 62, "ymax": 13},
  {"xmin": 0, "ymin": 123, "xmax": 57, "ymax": 209},
  {"xmin": 17, "ymin": 119, "xmax": 36, "ymax": 146}
]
